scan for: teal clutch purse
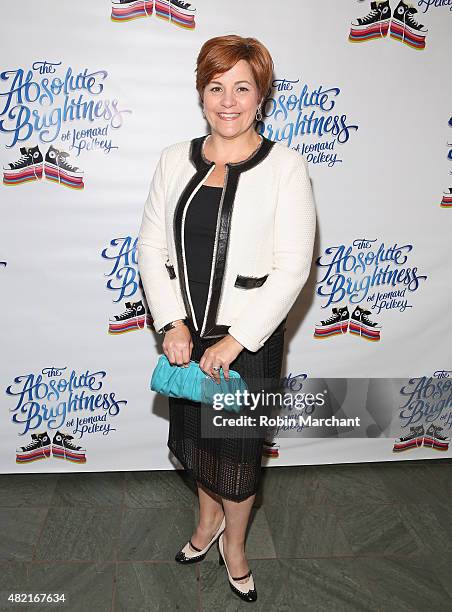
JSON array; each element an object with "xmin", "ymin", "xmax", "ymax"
[{"xmin": 150, "ymin": 355, "xmax": 248, "ymax": 413}]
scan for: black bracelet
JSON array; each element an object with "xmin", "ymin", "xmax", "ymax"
[{"xmin": 159, "ymin": 319, "xmax": 187, "ymax": 334}]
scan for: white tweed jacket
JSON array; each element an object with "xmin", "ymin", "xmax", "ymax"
[{"xmin": 137, "ymin": 133, "xmax": 316, "ymax": 352}]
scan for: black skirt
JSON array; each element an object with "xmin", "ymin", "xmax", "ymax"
[
  {"xmin": 167, "ymin": 185, "xmax": 286, "ymax": 501},
  {"xmin": 167, "ymin": 315, "xmax": 286, "ymax": 501}
]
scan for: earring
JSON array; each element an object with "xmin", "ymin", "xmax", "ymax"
[
  {"xmin": 255, "ymin": 105, "xmax": 262, "ymax": 122},
  {"xmin": 202, "ymin": 107, "xmax": 206, "ymax": 118}
]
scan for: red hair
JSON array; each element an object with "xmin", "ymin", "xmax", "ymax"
[{"xmin": 196, "ymin": 35, "xmax": 274, "ymax": 102}]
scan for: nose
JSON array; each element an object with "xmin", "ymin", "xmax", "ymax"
[{"xmin": 220, "ymin": 89, "xmax": 237, "ymax": 108}]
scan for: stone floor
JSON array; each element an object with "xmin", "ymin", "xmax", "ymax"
[{"xmin": 0, "ymin": 458, "xmax": 451, "ymax": 611}]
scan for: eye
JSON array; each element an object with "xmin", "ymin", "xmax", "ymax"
[
  {"xmin": 237, "ymin": 86, "xmax": 249, "ymax": 92},
  {"xmin": 210, "ymin": 86, "xmax": 221, "ymax": 92}
]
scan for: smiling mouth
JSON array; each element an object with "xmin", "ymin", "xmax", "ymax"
[{"xmin": 217, "ymin": 113, "xmax": 240, "ymax": 121}]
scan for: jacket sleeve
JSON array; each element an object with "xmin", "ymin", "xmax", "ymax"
[
  {"xmin": 227, "ymin": 153, "xmax": 316, "ymax": 352},
  {"xmin": 137, "ymin": 147, "xmax": 187, "ymax": 332}
]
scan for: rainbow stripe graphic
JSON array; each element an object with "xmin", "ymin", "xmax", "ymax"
[
  {"xmin": 349, "ymin": 20, "xmax": 390, "ymax": 43},
  {"xmin": 108, "ymin": 313, "xmax": 152, "ymax": 334},
  {"xmin": 423, "ymin": 434, "xmax": 449, "ymax": 452},
  {"xmin": 262, "ymin": 442, "xmax": 280, "ymax": 458},
  {"xmin": 3, "ymin": 165, "xmax": 43, "ymax": 186},
  {"xmin": 392, "ymin": 436, "xmax": 423, "ymax": 452},
  {"xmin": 52, "ymin": 446, "xmax": 87, "ymax": 463},
  {"xmin": 111, "ymin": 0, "xmax": 154, "ymax": 21},
  {"xmin": 111, "ymin": 0, "xmax": 196, "ymax": 29},
  {"xmin": 314, "ymin": 321, "xmax": 349, "ymax": 339},
  {"xmin": 348, "ymin": 320, "xmax": 381, "ymax": 341},
  {"xmin": 154, "ymin": 0, "xmax": 195, "ymax": 29},
  {"xmin": 389, "ymin": 19, "xmax": 426, "ymax": 50},
  {"xmin": 441, "ymin": 192, "xmax": 452, "ymax": 208},
  {"xmin": 44, "ymin": 163, "xmax": 84, "ymax": 190},
  {"xmin": 16, "ymin": 446, "xmax": 51, "ymax": 463}
]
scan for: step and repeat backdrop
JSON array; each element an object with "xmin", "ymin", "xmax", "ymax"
[{"xmin": 1, "ymin": 0, "xmax": 451, "ymax": 473}]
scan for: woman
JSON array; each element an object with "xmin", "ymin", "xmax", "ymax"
[{"xmin": 137, "ymin": 34, "xmax": 316, "ymax": 602}]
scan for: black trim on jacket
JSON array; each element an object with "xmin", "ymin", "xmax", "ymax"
[{"xmin": 173, "ymin": 133, "xmax": 276, "ymax": 338}]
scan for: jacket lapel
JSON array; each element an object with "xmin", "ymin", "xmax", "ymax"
[{"xmin": 173, "ymin": 133, "xmax": 275, "ymax": 338}]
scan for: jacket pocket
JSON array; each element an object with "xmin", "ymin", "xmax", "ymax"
[
  {"xmin": 165, "ymin": 258, "xmax": 176, "ymax": 280},
  {"xmin": 234, "ymin": 273, "xmax": 269, "ymax": 289}
]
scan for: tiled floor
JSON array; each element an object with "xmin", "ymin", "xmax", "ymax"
[{"xmin": 0, "ymin": 459, "xmax": 451, "ymax": 611}]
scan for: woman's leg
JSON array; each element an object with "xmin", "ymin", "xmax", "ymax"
[
  {"xmin": 190, "ymin": 481, "xmax": 225, "ymax": 551},
  {"xmin": 221, "ymin": 493, "xmax": 255, "ymax": 582}
]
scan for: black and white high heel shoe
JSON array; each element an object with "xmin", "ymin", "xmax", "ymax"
[
  {"xmin": 175, "ymin": 516, "xmax": 225, "ymax": 564},
  {"xmin": 218, "ymin": 532, "xmax": 257, "ymax": 602}
]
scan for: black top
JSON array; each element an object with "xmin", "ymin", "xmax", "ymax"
[
  {"xmin": 184, "ymin": 184, "xmax": 223, "ymax": 326},
  {"xmin": 184, "ymin": 184, "xmax": 222, "ymax": 283}
]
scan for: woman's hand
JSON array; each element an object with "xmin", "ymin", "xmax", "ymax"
[
  {"xmin": 199, "ymin": 334, "xmax": 244, "ymax": 383},
  {"xmin": 162, "ymin": 324, "xmax": 193, "ymax": 367}
]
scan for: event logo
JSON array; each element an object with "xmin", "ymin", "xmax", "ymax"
[
  {"xmin": 102, "ymin": 236, "xmax": 152, "ymax": 334},
  {"xmin": 110, "ymin": 0, "xmax": 196, "ymax": 29},
  {"xmin": 6, "ymin": 366, "xmax": 128, "ymax": 464},
  {"xmin": 313, "ymin": 238, "xmax": 428, "ymax": 342},
  {"xmin": 440, "ymin": 113, "xmax": 452, "ymax": 208},
  {"xmin": 258, "ymin": 78, "xmax": 358, "ymax": 166},
  {"xmin": 1, "ymin": 61, "xmax": 132, "ymax": 188},
  {"xmin": 392, "ymin": 370, "xmax": 452, "ymax": 452},
  {"xmin": 349, "ymin": 0, "xmax": 429, "ymax": 50},
  {"xmin": 3, "ymin": 144, "xmax": 83, "ymax": 189}
]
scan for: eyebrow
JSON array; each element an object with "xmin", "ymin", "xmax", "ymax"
[{"xmin": 209, "ymin": 80, "xmax": 253, "ymax": 86}]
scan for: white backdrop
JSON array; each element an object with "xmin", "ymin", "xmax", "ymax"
[{"xmin": 1, "ymin": 0, "xmax": 451, "ymax": 473}]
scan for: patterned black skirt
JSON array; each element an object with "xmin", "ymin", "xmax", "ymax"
[{"xmin": 167, "ymin": 280, "xmax": 286, "ymax": 501}]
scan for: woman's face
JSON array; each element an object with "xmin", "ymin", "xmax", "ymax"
[{"xmin": 202, "ymin": 59, "xmax": 261, "ymax": 140}]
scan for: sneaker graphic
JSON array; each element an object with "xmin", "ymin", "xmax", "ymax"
[
  {"xmin": 108, "ymin": 299, "xmax": 152, "ymax": 334},
  {"xmin": 423, "ymin": 424, "xmax": 450, "ymax": 451},
  {"xmin": 3, "ymin": 145, "xmax": 43, "ymax": 186},
  {"xmin": 16, "ymin": 432, "xmax": 51, "ymax": 463},
  {"xmin": 154, "ymin": 0, "xmax": 196, "ymax": 29},
  {"xmin": 393, "ymin": 424, "xmax": 425, "ymax": 451},
  {"xmin": 52, "ymin": 431, "xmax": 86, "ymax": 463},
  {"xmin": 441, "ymin": 188, "xmax": 452, "ymax": 208},
  {"xmin": 262, "ymin": 440, "xmax": 280, "ymax": 458},
  {"xmin": 349, "ymin": 306, "xmax": 381, "ymax": 341},
  {"xmin": 314, "ymin": 306, "xmax": 350, "ymax": 338},
  {"xmin": 389, "ymin": 0, "xmax": 428, "ymax": 50},
  {"xmin": 111, "ymin": 0, "xmax": 154, "ymax": 22},
  {"xmin": 349, "ymin": 0, "xmax": 392, "ymax": 43},
  {"xmin": 44, "ymin": 145, "xmax": 84, "ymax": 189}
]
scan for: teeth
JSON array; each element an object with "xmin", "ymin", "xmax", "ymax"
[{"xmin": 219, "ymin": 113, "xmax": 239, "ymax": 117}]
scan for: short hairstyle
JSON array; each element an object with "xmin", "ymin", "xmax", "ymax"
[{"xmin": 196, "ymin": 35, "xmax": 274, "ymax": 103}]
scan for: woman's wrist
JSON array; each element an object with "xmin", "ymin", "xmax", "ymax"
[
  {"xmin": 227, "ymin": 333, "xmax": 244, "ymax": 349},
  {"xmin": 160, "ymin": 319, "xmax": 187, "ymax": 334}
]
